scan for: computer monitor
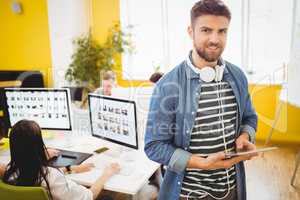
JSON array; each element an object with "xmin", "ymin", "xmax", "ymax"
[
  {"xmin": 4, "ymin": 88, "xmax": 92, "ymax": 167},
  {"xmin": 4, "ymin": 88, "xmax": 72, "ymax": 130},
  {"xmin": 88, "ymin": 94, "xmax": 138, "ymax": 150}
]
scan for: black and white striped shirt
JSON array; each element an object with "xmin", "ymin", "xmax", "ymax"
[{"xmin": 180, "ymin": 81, "xmax": 237, "ymax": 199}]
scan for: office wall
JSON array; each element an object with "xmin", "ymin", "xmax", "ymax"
[
  {"xmin": 91, "ymin": 0, "xmax": 152, "ymax": 87},
  {"xmin": 250, "ymin": 85, "xmax": 300, "ymax": 144},
  {"xmin": 285, "ymin": 0, "xmax": 300, "ymax": 108},
  {"xmin": 47, "ymin": 0, "xmax": 90, "ymax": 87},
  {"xmin": 0, "ymin": 0, "xmax": 52, "ymax": 86}
]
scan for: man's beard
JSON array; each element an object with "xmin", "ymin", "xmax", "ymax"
[{"xmin": 195, "ymin": 43, "xmax": 223, "ymax": 62}]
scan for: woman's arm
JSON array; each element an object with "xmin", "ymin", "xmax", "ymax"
[
  {"xmin": 46, "ymin": 148, "xmax": 95, "ymax": 174},
  {"xmin": 61, "ymin": 163, "xmax": 95, "ymax": 174},
  {"xmin": 89, "ymin": 163, "xmax": 120, "ymax": 200},
  {"xmin": 0, "ymin": 163, "xmax": 6, "ymax": 178}
]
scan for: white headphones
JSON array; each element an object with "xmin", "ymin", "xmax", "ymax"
[
  {"xmin": 199, "ymin": 65, "xmax": 224, "ymax": 83},
  {"xmin": 187, "ymin": 53, "xmax": 225, "ymax": 83}
]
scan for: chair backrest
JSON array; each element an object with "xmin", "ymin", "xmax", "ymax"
[{"xmin": 0, "ymin": 179, "xmax": 49, "ymax": 200}]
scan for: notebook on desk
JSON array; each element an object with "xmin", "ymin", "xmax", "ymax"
[{"xmin": 48, "ymin": 149, "xmax": 93, "ymax": 168}]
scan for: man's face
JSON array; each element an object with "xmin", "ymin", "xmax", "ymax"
[
  {"xmin": 188, "ymin": 15, "xmax": 229, "ymax": 62},
  {"xmin": 102, "ymin": 79, "xmax": 114, "ymax": 96}
]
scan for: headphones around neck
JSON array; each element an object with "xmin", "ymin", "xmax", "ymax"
[
  {"xmin": 199, "ymin": 65, "xmax": 225, "ymax": 83},
  {"xmin": 187, "ymin": 54, "xmax": 225, "ymax": 83}
]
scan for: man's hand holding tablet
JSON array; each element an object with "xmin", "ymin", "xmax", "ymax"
[{"xmin": 225, "ymin": 147, "xmax": 278, "ymax": 159}]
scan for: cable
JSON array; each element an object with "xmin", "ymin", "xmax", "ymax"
[{"xmin": 186, "ymin": 79, "xmax": 231, "ymax": 200}]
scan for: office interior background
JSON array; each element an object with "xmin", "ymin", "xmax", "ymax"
[{"xmin": 0, "ymin": 0, "xmax": 300, "ymax": 199}]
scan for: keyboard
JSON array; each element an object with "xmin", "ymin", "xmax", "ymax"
[{"xmin": 90, "ymin": 156, "xmax": 134, "ymax": 176}]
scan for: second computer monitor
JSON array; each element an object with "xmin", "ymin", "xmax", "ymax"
[{"xmin": 88, "ymin": 94, "xmax": 138, "ymax": 150}]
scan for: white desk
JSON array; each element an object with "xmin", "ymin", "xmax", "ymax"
[
  {"xmin": 0, "ymin": 101, "xmax": 158, "ymax": 198},
  {"xmin": 47, "ymin": 132, "xmax": 159, "ymax": 196},
  {"xmin": 0, "ymin": 133, "xmax": 159, "ymax": 197}
]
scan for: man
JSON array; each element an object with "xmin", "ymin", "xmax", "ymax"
[
  {"xmin": 94, "ymin": 71, "xmax": 116, "ymax": 96},
  {"xmin": 144, "ymin": 1, "xmax": 258, "ymax": 200}
]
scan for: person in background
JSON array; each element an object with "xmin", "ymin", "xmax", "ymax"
[
  {"xmin": 94, "ymin": 71, "xmax": 117, "ymax": 96},
  {"xmin": 0, "ymin": 120, "xmax": 120, "ymax": 200},
  {"xmin": 81, "ymin": 71, "xmax": 116, "ymax": 108},
  {"xmin": 149, "ymin": 72, "xmax": 164, "ymax": 84}
]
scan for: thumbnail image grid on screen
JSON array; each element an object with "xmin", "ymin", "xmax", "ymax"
[
  {"xmin": 88, "ymin": 94, "xmax": 138, "ymax": 149},
  {"xmin": 4, "ymin": 88, "xmax": 72, "ymax": 130}
]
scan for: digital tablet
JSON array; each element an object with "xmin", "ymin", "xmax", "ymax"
[{"xmin": 225, "ymin": 147, "xmax": 278, "ymax": 158}]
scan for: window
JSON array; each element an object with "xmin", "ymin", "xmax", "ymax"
[
  {"xmin": 120, "ymin": 0, "xmax": 294, "ymax": 84},
  {"xmin": 120, "ymin": 0, "xmax": 164, "ymax": 80},
  {"xmin": 247, "ymin": 0, "xmax": 293, "ymax": 84}
]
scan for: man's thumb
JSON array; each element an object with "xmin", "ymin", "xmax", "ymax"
[{"xmin": 236, "ymin": 140, "xmax": 244, "ymax": 150}]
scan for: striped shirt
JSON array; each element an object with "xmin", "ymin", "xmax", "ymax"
[{"xmin": 180, "ymin": 81, "xmax": 237, "ymax": 199}]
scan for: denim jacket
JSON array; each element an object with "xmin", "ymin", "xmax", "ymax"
[{"xmin": 144, "ymin": 60, "xmax": 258, "ymax": 200}]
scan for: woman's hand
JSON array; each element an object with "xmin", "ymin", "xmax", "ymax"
[
  {"xmin": 102, "ymin": 163, "xmax": 120, "ymax": 179},
  {"xmin": 71, "ymin": 163, "xmax": 95, "ymax": 173},
  {"xmin": 46, "ymin": 148, "xmax": 60, "ymax": 160},
  {"xmin": 0, "ymin": 163, "xmax": 6, "ymax": 177}
]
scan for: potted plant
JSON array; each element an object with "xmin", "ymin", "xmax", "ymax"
[{"xmin": 65, "ymin": 22, "xmax": 134, "ymax": 107}]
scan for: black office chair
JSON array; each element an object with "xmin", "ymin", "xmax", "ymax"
[
  {"xmin": 0, "ymin": 70, "xmax": 44, "ymax": 88},
  {"xmin": 63, "ymin": 86, "xmax": 84, "ymax": 102},
  {"xmin": 0, "ymin": 70, "xmax": 44, "ymax": 133}
]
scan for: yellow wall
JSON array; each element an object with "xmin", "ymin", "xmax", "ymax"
[
  {"xmin": 91, "ymin": 0, "xmax": 152, "ymax": 87},
  {"xmin": 250, "ymin": 85, "xmax": 300, "ymax": 144},
  {"xmin": 0, "ymin": 0, "xmax": 52, "ymax": 86}
]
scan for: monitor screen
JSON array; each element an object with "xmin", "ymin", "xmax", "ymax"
[
  {"xmin": 4, "ymin": 88, "xmax": 72, "ymax": 130},
  {"xmin": 88, "ymin": 94, "xmax": 138, "ymax": 149}
]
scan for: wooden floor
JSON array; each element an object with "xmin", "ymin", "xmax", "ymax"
[
  {"xmin": 112, "ymin": 143, "xmax": 300, "ymax": 200},
  {"xmin": 246, "ymin": 143, "xmax": 300, "ymax": 200}
]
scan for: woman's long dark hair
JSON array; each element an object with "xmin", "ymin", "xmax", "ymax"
[{"xmin": 3, "ymin": 120, "xmax": 53, "ymax": 199}]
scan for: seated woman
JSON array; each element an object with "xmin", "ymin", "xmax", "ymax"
[
  {"xmin": 0, "ymin": 119, "xmax": 93, "ymax": 174},
  {"xmin": 0, "ymin": 119, "xmax": 119, "ymax": 200}
]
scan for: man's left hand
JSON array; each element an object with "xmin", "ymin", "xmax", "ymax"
[{"xmin": 235, "ymin": 132, "xmax": 258, "ymax": 160}]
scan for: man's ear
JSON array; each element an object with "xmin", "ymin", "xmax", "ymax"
[{"xmin": 187, "ymin": 25, "xmax": 194, "ymax": 40}]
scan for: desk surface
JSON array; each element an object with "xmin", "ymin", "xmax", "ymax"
[{"xmin": 0, "ymin": 133, "xmax": 159, "ymax": 195}]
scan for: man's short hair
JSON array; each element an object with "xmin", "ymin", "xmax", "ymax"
[
  {"xmin": 101, "ymin": 71, "xmax": 116, "ymax": 82},
  {"xmin": 191, "ymin": 0, "xmax": 231, "ymax": 26},
  {"xmin": 149, "ymin": 72, "xmax": 164, "ymax": 83}
]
